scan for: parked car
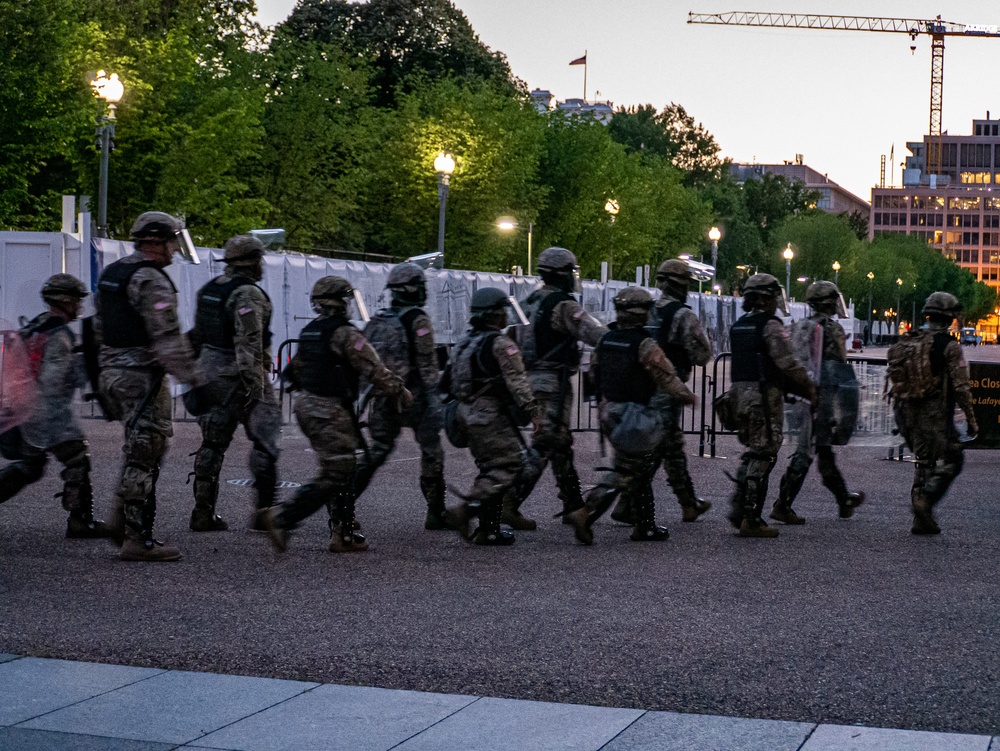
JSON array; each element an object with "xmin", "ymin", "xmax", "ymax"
[{"xmin": 960, "ymin": 327, "xmax": 982, "ymax": 346}]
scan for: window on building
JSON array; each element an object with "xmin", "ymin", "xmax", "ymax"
[
  {"xmin": 960, "ymin": 172, "xmax": 992, "ymax": 184},
  {"xmin": 963, "ymin": 233, "xmax": 980, "ymax": 246},
  {"xmin": 984, "ymin": 232, "xmax": 1000, "ymax": 247},
  {"xmin": 986, "ymin": 214, "xmax": 1000, "ymax": 228},
  {"xmin": 976, "ymin": 125, "xmax": 983, "ymax": 136},
  {"xmin": 949, "ymin": 196, "xmax": 982, "ymax": 210}
]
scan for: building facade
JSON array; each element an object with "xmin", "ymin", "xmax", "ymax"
[
  {"xmin": 871, "ymin": 116, "xmax": 1000, "ymax": 288},
  {"xmin": 730, "ymin": 158, "xmax": 871, "ymax": 217}
]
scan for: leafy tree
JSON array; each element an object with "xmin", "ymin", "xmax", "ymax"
[
  {"xmin": 742, "ymin": 172, "xmax": 821, "ymax": 255},
  {"xmin": 842, "ymin": 209, "xmax": 868, "ymax": 241}
]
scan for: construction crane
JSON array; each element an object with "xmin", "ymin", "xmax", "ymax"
[{"xmin": 687, "ymin": 12, "xmax": 1000, "ymax": 175}]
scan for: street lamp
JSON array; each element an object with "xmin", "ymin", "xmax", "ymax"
[
  {"xmin": 497, "ymin": 217, "xmax": 533, "ymax": 274},
  {"xmin": 708, "ymin": 226, "xmax": 721, "ymax": 284},
  {"xmin": 605, "ymin": 198, "xmax": 619, "ymax": 280},
  {"xmin": 782, "ymin": 243, "xmax": 794, "ymax": 299},
  {"xmin": 90, "ymin": 70, "xmax": 124, "ymax": 239},
  {"xmin": 896, "ymin": 278, "xmax": 903, "ymax": 333},
  {"xmin": 434, "ymin": 151, "xmax": 456, "ymax": 259},
  {"xmin": 832, "ymin": 260, "xmax": 841, "ymax": 285},
  {"xmin": 866, "ymin": 271, "xmax": 875, "ymax": 344}
]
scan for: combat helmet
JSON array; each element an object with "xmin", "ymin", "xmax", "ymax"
[
  {"xmin": 536, "ymin": 247, "xmax": 580, "ymax": 294},
  {"xmin": 742, "ymin": 273, "xmax": 789, "ymax": 315},
  {"xmin": 922, "ymin": 291, "xmax": 961, "ymax": 320},
  {"xmin": 130, "ymin": 211, "xmax": 183, "ymax": 241},
  {"xmin": 805, "ymin": 280, "xmax": 847, "ymax": 317},
  {"xmin": 41, "ymin": 274, "xmax": 88, "ymax": 304},
  {"xmin": 386, "ymin": 262, "xmax": 427, "ymax": 306},
  {"xmin": 311, "ymin": 276, "xmax": 354, "ymax": 313},
  {"xmin": 469, "ymin": 287, "xmax": 510, "ymax": 326},
  {"xmin": 656, "ymin": 259, "xmax": 693, "ymax": 291},
  {"xmin": 613, "ymin": 287, "xmax": 653, "ymax": 326},
  {"xmin": 222, "ymin": 235, "xmax": 265, "ymax": 266}
]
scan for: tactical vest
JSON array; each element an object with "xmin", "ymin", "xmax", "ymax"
[
  {"xmin": 450, "ymin": 330, "xmax": 504, "ymax": 402},
  {"xmin": 295, "ymin": 315, "xmax": 358, "ymax": 399},
  {"xmin": 730, "ymin": 312, "xmax": 783, "ymax": 384},
  {"xmin": 364, "ymin": 306, "xmax": 422, "ymax": 384},
  {"xmin": 195, "ymin": 276, "xmax": 273, "ymax": 351},
  {"xmin": 97, "ymin": 259, "xmax": 175, "ymax": 348},
  {"xmin": 19, "ymin": 313, "xmax": 70, "ymax": 380},
  {"xmin": 523, "ymin": 289, "xmax": 580, "ymax": 369},
  {"xmin": 653, "ymin": 300, "xmax": 693, "ymax": 381},
  {"xmin": 597, "ymin": 327, "xmax": 656, "ymax": 405}
]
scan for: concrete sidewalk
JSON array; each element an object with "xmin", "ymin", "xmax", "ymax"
[{"xmin": 0, "ymin": 655, "xmax": 994, "ymax": 750}]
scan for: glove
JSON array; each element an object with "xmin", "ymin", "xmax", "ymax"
[{"xmin": 183, "ymin": 384, "xmax": 215, "ymax": 417}]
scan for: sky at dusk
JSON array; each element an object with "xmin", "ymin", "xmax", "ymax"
[{"xmin": 255, "ymin": 0, "xmax": 1000, "ymax": 203}]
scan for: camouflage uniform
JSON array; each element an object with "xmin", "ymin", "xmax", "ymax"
[
  {"xmin": 0, "ymin": 275, "xmax": 112, "ymax": 538},
  {"xmin": 446, "ymin": 288, "xmax": 541, "ymax": 545},
  {"xmin": 188, "ymin": 236, "xmax": 280, "ymax": 532},
  {"xmin": 582, "ymin": 287, "xmax": 697, "ymax": 544},
  {"xmin": 773, "ymin": 286, "xmax": 864, "ymax": 523},
  {"xmin": 892, "ymin": 292, "xmax": 978, "ymax": 535},
  {"xmin": 506, "ymin": 247, "xmax": 606, "ymax": 529},
  {"xmin": 354, "ymin": 263, "xmax": 447, "ymax": 529},
  {"xmin": 96, "ymin": 212, "xmax": 205, "ymax": 561},
  {"xmin": 264, "ymin": 277, "xmax": 409, "ymax": 553},
  {"xmin": 726, "ymin": 274, "xmax": 814, "ymax": 538}
]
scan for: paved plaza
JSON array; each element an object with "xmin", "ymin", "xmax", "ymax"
[{"xmin": 2, "ymin": 415, "xmax": 1000, "ymax": 748}]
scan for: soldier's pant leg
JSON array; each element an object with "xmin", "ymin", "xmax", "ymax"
[
  {"xmin": 354, "ymin": 397, "xmax": 401, "ymax": 499},
  {"xmin": 924, "ymin": 446, "xmax": 964, "ymax": 507},
  {"xmin": 50, "ymin": 439, "xmax": 111, "ymax": 538},
  {"xmin": 816, "ymin": 445, "xmax": 848, "ymax": 500},
  {"xmin": 659, "ymin": 400, "xmax": 695, "ymax": 504},
  {"xmin": 777, "ymin": 447, "xmax": 813, "ymax": 510},
  {"xmin": 192, "ymin": 403, "xmax": 239, "ymax": 528},
  {"xmin": 0, "ymin": 447, "xmax": 47, "ymax": 504},
  {"xmin": 466, "ymin": 421, "xmax": 522, "ymax": 534},
  {"xmin": 245, "ymin": 394, "xmax": 282, "ymax": 511},
  {"xmin": 741, "ymin": 451, "xmax": 777, "ymax": 524}
]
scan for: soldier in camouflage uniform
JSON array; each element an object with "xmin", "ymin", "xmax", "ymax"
[
  {"xmin": 611, "ymin": 259, "xmax": 713, "ymax": 525},
  {"xmin": 502, "ymin": 247, "xmax": 606, "ymax": 530},
  {"xmin": 0, "ymin": 275, "xmax": 114, "ymax": 538},
  {"xmin": 353, "ymin": 262, "xmax": 448, "ymax": 529},
  {"xmin": 188, "ymin": 235, "xmax": 281, "ymax": 532},
  {"xmin": 725, "ymin": 274, "xmax": 815, "ymax": 538},
  {"xmin": 263, "ymin": 277, "xmax": 412, "ymax": 553},
  {"xmin": 579, "ymin": 288, "xmax": 697, "ymax": 544},
  {"xmin": 892, "ymin": 292, "xmax": 978, "ymax": 535},
  {"xmin": 445, "ymin": 288, "xmax": 544, "ymax": 545},
  {"xmin": 96, "ymin": 211, "xmax": 209, "ymax": 561},
  {"xmin": 771, "ymin": 281, "xmax": 865, "ymax": 525}
]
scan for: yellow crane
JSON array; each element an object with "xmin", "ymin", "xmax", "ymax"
[{"xmin": 687, "ymin": 12, "xmax": 1000, "ymax": 175}]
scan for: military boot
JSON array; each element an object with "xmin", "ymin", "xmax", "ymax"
[
  {"xmin": 676, "ymin": 480, "xmax": 711, "ymax": 523},
  {"xmin": 556, "ymin": 468, "xmax": 585, "ymax": 525},
  {"xmin": 769, "ymin": 503, "xmax": 805, "ymax": 525},
  {"xmin": 630, "ymin": 485, "xmax": 669, "ymax": 542},
  {"xmin": 190, "ymin": 477, "xmax": 228, "ymax": 531},
  {"xmin": 739, "ymin": 479, "xmax": 778, "ymax": 539},
  {"xmin": 251, "ymin": 468, "xmax": 278, "ymax": 531},
  {"xmin": 501, "ymin": 497, "xmax": 537, "ymax": 531},
  {"xmin": 473, "ymin": 497, "xmax": 515, "ymax": 546},
  {"xmin": 420, "ymin": 475, "xmax": 453, "ymax": 530},
  {"xmin": 574, "ymin": 483, "xmax": 621, "ymax": 545},
  {"xmin": 329, "ymin": 489, "xmax": 369, "ymax": 552},
  {"xmin": 911, "ymin": 495, "xmax": 940, "ymax": 535},
  {"xmin": 837, "ymin": 491, "xmax": 866, "ymax": 519},
  {"xmin": 62, "ymin": 475, "xmax": 115, "ymax": 539},
  {"xmin": 261, "ymin": 507, "xmax": 288, "ymax": 552},
  {"xmin": 119, "ymin": 501, "xmax": 181, "ymax": 561}
]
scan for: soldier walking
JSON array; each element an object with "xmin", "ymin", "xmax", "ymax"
[
  {"xmin": 579, "ymin": 288, "xmax": 696, "ymax": 544},
  {"xmin": 611, "ymin": 259, "xmax": 713, "ymax": 524},
  {"xmin": 188, "ymin": 235, "xmax": 281, "ymax": 532},
  {"xmin": 502, "ymin": 247, "xmax": 606, "ymax": 529},
  {"xmin": 0, "ymin": 275, "xmax": 114, "ymax": 538},
  {"xmin": 889, "ymin": 292, "xmax": 977, "ymax": 534},
  {"xmin": 353, "ymin": 262, "xmax": 449, "ymax": 529},
  {"xmin": 263, "ymin": 277, "xmax": 411, "ymax": 553},
  {"xmin": 96, "ymin": 212, "xmax": 209, "ymax": 561},
  {"xmin": 771, "ymin": 281, "xmax": 865, "ymax": 524},
  {"xmin": 724, "ymin": 274, "xmax": 814, "ymax": 538},
  {"xmin": 444, "ymin": 289, "xmax": 543, "ymax": 545}
]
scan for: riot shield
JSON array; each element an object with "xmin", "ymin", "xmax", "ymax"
[
  {"xmin": 0, "ymin": 324, "xmax": 37, "ymax": 436},
  {"xmin": 790, "ymin": 319, "xmax": 823, "ymax": 385},
  {"xmin": 815, "ymin": 360, "xmax": 859, "ymax": 446}
]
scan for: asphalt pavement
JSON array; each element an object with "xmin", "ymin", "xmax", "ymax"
[{"xmin": 2, "ymin": 415, "xmax": 1000, "ymax": 741}]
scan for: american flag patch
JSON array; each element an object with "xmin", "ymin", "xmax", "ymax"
[
  {"xmin": 354, "ymin": 339, "xmax": 365, "ymax": 351},
  {"xmin": 506, "ymin": 346, "xmax": 519, "ymax": 356},
  {"xmin": 153, "ymin": 301, "xmax": 171, "ymax": 311},
  {"xmin": 572, "ymin": 309, "xmax": 585, "ymax": 319},
  {"xmin": 238, "ymin": 307, "xmax": 253, "ymax": 316},
  {"xmin": 416, "ymin": 328, "xmax": 430, "ymax": 337}
]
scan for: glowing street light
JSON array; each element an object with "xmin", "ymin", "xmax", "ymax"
[
  {"xmin": 708, "ymin": 225, "xmax": 721, "ymax": 284},
  {"xmin": 497, "ymin": 217, "xmax": 533, "ymax": 274},
  {"xmin": 782, "ymin": 243, "xmax": 794, "ymax": 298},
  {"xmin": 434, "ymin": 152, "xmax": 456, "ymax": 260},
  {"xmin": 832, "ymin": 260, "xmax": 841, "ymax": 285},
  {"xmin": 866, "ymin": 271, "xmax": 875, "ymax": 344},
  {"xmin": 605, "ymin": 198, "xmax": 620, "ymax": 280},
  {"xmin": 90, "ymin": 70, "xmax": 125, "ymax": 239}
]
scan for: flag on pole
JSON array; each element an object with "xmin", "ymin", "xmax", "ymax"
[{"xmin": 569, "ymin": 54, "xmax": 587, "ymax": 66}]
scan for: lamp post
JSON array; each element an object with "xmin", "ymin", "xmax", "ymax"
[
  {"xmin": 434, "ymin": 152, "xmax": 456, "ymax": 259},
  {"xmin": 605, "ymin": 198, "xmax": 619, "ymax": 280},
  {"xmin": 832, "ymin": 260, "xmax": 841, "ymax": 285},
  {"xmin": 896, "ymin": 277, "xmax": 903, "ymax": 334},
  {"xmin": 782, "ymin": 243, "xmax": 794, "ymax": 298},
  {"xmin": 497, "ymin": 217, "xmax": 533, "ymax": 274},
  {"xmin": 708, "ymin": 226, "xmax": 721, "ymax": 284},
  {"xmin": 90, "ymin": 70, "xmax": 124, "ymax": 239},
  {"xmin": 866, "ymin": 271, "xmax": 875, "ymax": 344}
]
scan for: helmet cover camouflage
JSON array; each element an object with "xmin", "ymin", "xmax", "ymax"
[
  {"xmin": 41, "ymin": 273, "xmax": 88, "ymax": 303},
  {"xmin": 223, "ymin": 235, "xmax": 265, "ymax": 265},
  {"xmin": 130, "ymin": 211, "xmax": 183, "ymax": 241}
]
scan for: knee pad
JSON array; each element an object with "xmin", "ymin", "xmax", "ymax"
[
  {"xmin": 60, "ymin": 452, "xmax": 90, "ymax": 487},
  {"xmin": 194, "ymin": 442, "xmax": 225, "ymax": 479},
  {"xmin": 129, "ymin": 430, "xmax": 166, "ymax": 467}
]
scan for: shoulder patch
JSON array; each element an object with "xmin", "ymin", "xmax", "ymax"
[
  {"xmin": 238, "ymin": 307, "xmax": 254, "ymax": 316},
  {"xmin": 506, "ymin": 346, "xmax": 520, "ymax": 357},
  {"xmin": 153, "ymin": 301, "xmax": 172, "ymax": 311},
  {"xmin": 572, "ymin": 309, "xmax": 586, "ymax": 320},
  {"xmin": 415, "ymin": 327, "xmax": 430, "ymax": 337},
  {"xmin": 354, "ymin": 338, "xmax": 366, "ymax": 351}
]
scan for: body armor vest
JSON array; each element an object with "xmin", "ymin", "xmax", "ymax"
[
  {"xmin": 524, "ymin": 289, "xmax": 580, "ymax": 369},
  {"xmin": 296, "ymin": 315, "xmax": 358, "ymax": 399},
  {"xmin": 451, "ymin": 330, "xmax": 503, "ymax": 402},
  {"xmin": 195, "ymin": 276, "xmax": 273, "ymax": 351},
  {"xmin": 653, "ymin": 300, "xmax": 693, "ymax": 381},
  {"xmin": 20, "ymin": 313, "xmax": 70, "ymax": 380},
  {"xmin": 97, "ymin": 259, "xmax": 174, "ymax": 348},
  {"xmin": 364, "ymin": 306, "xmax": 422, "ymax": 385},
  {"xmin": 730, "ymin": 312, "xmax": 783, "ymax": 384},
  {"xmin": 598, "ymin": 327, "xmax": 655, "ymax": 405}
]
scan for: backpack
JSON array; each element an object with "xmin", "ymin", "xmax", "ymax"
[
  {"xmin": 363, "ymin": 308, "xmax": 420, "ymax": 385},
  {"xmin": 886, "ymin": 331, "xmax": 937, "ymax": 400}
]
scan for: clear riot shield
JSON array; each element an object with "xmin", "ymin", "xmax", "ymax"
[
  {"xmin": 0, "ymin": 325, "xmax": 38, "ymax": 457},
  {"xmin": 786, "ymin": 319, "xmax": 823, "ymax": 444},
  {"xmin": 816, "ymin": 360, "xmax": 859, "ymax": 446}
]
